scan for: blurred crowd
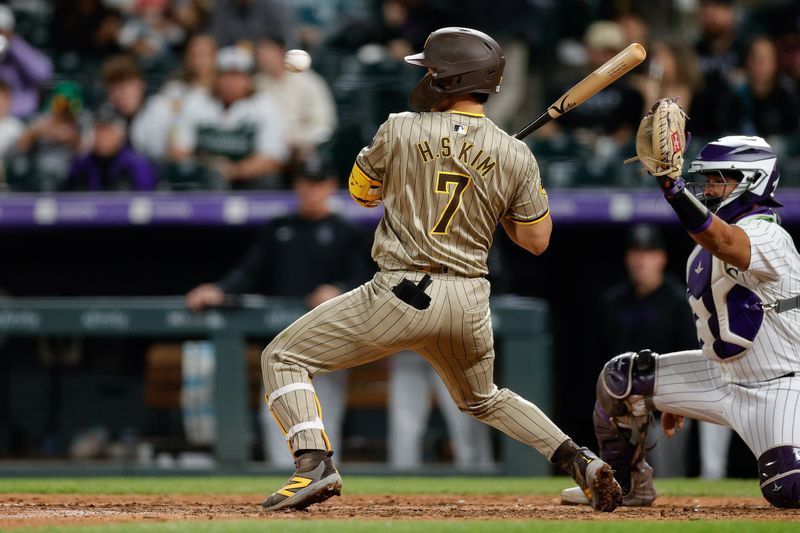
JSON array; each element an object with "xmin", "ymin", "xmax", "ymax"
[{"xmin": 0, "ymin": 0, "xmax": 799, "ymax": 192}]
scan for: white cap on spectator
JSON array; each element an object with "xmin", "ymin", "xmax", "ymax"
[
  {"xmin": 217, "ymin": 46, "xmax": 254, "ymax": 73},
  {"xmin": 584, "ymin": 21, "xmax": 625, "ymax": 52},
  {"xmin": 0, "ymin": 5, "xmax": 15, "ymax": 32}
]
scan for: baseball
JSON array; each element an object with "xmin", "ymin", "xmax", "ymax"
[{"xmin": 284, "ymin": 49, "xmax": 312, "ymax": 73}]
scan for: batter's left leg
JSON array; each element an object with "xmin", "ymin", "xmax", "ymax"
[
  {"xmin": 418, "ymin": 345, "xmax": 622, "ymax": 511},
  {"xmin": 419, "ymin": 346, "xmax": 566, "ymax": 457},
  {"xmin": 432, "ymin": 368, "xmax": 493, "ymax": 469},
  {"xmin": 417, "ymin": 278, "xmax": 621, "ymax": 512}
]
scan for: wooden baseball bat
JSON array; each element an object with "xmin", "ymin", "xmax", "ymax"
[{"xmin": 513, "ymin": 43, "xmax": 647, "ymax": 140}]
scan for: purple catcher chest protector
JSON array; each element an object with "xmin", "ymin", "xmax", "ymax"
[{"xmin": 686, "ymin": 244, "xmax": 764, "ymax": 361}]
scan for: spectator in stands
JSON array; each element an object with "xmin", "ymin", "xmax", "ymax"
[
  {"xmin": 0, "ymin": 80, "xmax": 23, "ymax": 160},
  {"xmin": 737, "ymin": 36, "xmax": 800, "ymax": 137},
  {"xmin": 288, "ymin": 0, "xmax": 366, "ymax": 50},
  {"xmin": 694, "ymin": 0, "xmax": 744, "ymax": 84},
  {"xmin": 596, "ymin": 224, "xmax": 696, "ymax": 373},
  {"xmin": 171, "ymin": 0, "xmax": 210, "ymax": 37},
  {"xmin": 12, "ymin": 82, "xmax": 88, "ymax": 191},
  {"xmin": 637, "ymin": 41, "xmax": 702, "ymax": 110},
  {"xmin": 254, "ymin": 36, "xmax": 336, "ymax": 165},
  {"xmin": 66, "ymin": 104, "xmax": 157, "ymax": 191},
  {"xmin": 593, "ymin": 224, "xmax": 697, "ymax": 478},
  {"xmin": 169, "ymin": 46, "xmax": 288, "ymax": 189},
  {"xmin": 131, "ymin": 33, "xmax": 218, "ymax": 161},
  {"xmin": 185, "ymin": 155, "xmax": 370, "ymax": 466},
  {"xmin": 549, "ymin": 20, "xmax": 644, "ymax": 185},
  {"xmin": 208, "ymin": 0, "xmax": 297, "ymax": 49},
  {"xmin": 49, "ymin": 0, "xmax": 125, "ymax": 63},
  {"xmin": 616, "ymin": 11, "xmax": 649, "ymax": 48},
  {"xmin": 117, "ymin": 0, "xmax": 185, "ymax": 71},
  {"xmin": 748, "ymin": 2, "xmax": 800, "ymax": 84},
  {"xmin": 173, "ymin": 33, "xmax": 218, "ymax": 94},
  {"xmin": 689, "ymin": 0, "xmax": 745, "ymax": 137},
  {"xmin": 101, "ymin": 55, "xmax": 147, "ymax": 134},
  {"xmin": 325, "ymin": 0, "xmax": 437, "ymax": 60},
  {"xmin": 0, "ymin": 5, "xmax": 53, "ymax": 119},
  {"xmin": 555, "ymin": 20, "xmax": 644, "ymax": 142}
]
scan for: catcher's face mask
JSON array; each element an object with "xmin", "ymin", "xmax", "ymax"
[
  {"xmin": 690, "ymin": 171, "xmax": 742, "ymax": 213},
  {"xmin": 687, "ymin": 135, "xmax": 782, "ymax": 221}
]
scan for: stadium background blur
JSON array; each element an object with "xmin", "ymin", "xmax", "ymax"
[{"xmin": 0, "ymin": 0, "xmax": 798, "ymax": 477}]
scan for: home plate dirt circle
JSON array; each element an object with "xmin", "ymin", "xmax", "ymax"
[{"xmin": 1, "ymin": 494, "xmax": 797, "ymax": 527}]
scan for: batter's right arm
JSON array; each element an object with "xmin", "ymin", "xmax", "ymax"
[
  {"xmin": 501, "ymin": 214, "xmax": 552, "ymax": 256},
  {"xmin": 349, "ymin": 120, "xmax": 390, "ymax": 208}
]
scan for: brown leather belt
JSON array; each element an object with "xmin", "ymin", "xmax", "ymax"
[{"xmin": 414, "ymin": 265, "xmax": 449, "ymax": 274}]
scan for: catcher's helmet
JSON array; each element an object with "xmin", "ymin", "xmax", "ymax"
[
  {"xmin": 404, "ymin": 27, "xmax": 504, "ymax": 112},
  {"xmin": 688, "ymin": 136, "xmax": 782, "ymax": 222}
]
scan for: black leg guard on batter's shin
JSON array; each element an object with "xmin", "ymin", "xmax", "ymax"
[
  {"xmin": 594, "ymin": 349, "xmax": 656, "ymax": 496},
  {"xmin": 758, "ymin": 446, "xmax": 800, "ymax": 508}
]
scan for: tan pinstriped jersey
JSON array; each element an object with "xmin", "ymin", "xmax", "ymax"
[{"xmin": 353, "ymin": 110, "xmax": 549, "ymax": 277}]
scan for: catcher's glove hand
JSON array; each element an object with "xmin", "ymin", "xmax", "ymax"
[{"xmin": 625, "ymin": 98, "xmax": 688, "ymax": 190}]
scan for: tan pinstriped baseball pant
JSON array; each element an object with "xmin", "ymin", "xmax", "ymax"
[{"xmin": 262, "ymin": 271, "xmax": 568, "ymax": 460}]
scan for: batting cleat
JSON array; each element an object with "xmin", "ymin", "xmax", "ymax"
[
  {"xmin": 566, "ymin": 448, "xmax": 623, "ymax": 512},
  {"xmin": 262, "ymin": 450, "xmax": 342, "ymax": 511},
  {"xmin": 561, "ymin": 460, "xmax": 656, "ymax": 507}
]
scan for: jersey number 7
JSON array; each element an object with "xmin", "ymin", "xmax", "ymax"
[{"xmin": 431, "ymin": 172, "xmax": 472, "ymax": 235}]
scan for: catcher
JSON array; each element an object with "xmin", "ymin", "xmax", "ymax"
[{"xmin": 562, "ymin": 99, "xmax": 800, "ymax": 507}]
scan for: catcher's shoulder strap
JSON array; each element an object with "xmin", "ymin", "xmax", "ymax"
[
  {"xmin": 763, "ymin": 295, "xmax": 800, "ymax": 314},
  {"xmin": 746, "ymin": 209, "xmax": 796, "ymax": 313}
]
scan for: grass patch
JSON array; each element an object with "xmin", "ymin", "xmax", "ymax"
[
  {"xmin": 0, "ymin": 476, "xmax": 761, "ymax": 497},
  {"xmin": 2, "ymin": 521, "xmax": 798, "ymax": 533}
]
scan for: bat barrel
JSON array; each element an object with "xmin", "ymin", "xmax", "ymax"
[{"xmin": 512, "ymin": 42, "xmax": 646, "ymax": 140}]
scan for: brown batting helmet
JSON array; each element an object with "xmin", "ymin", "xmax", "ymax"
[{"xmin": 404, "ymin": 27, "xmax": 505, "ymax": 112}]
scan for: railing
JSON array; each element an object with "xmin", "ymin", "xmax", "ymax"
[
  {"xmin": 3, "ymin": 189, "xmax": 800, "ymax": 227},
  {"xmin": 0, "ymin": 295, "xmax": 553, "ymax": 474}
]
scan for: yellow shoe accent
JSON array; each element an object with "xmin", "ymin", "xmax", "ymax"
[{"xmin": 276, "ymin": 476, "xmax": 313, "ymax": 497}]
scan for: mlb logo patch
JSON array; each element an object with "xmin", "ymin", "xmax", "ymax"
[{"xmin": 453, "ymin": 124, "xmax": 467, "ymax": 135}]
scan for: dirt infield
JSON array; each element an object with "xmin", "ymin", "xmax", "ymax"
[{"xmin": 1, "ymin": 494, "xmax": 799, "ymax": 527}]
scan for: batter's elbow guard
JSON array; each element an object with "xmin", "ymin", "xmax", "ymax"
[{"xmin": 348, "ymin": 162, "xmax": 383, "ymax": 208}]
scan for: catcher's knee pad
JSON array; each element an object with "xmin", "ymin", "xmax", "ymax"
[
  {"xmin": 758, "ymin": 446, "xmax": 800, "ymax": 508},
  {"xmin": 593, "ymin": 349, "xmax": 657, "ymax": 494},
  {"xmin": 598, "ymin": 349, "xmax": 656, "ymax": 415}
]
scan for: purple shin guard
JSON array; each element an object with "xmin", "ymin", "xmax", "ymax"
[
  {"xmin": 593, "ymin": 402, "xmax": 635, "ymax": 494},
  {"xmin": 593, "ymin": 350, "xmax": 657, "ymax": 495},
  {"xmin": 758, "ymin": 446, "xmax": 800, "ymax": 508}
]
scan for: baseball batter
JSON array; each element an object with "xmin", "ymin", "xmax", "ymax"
[
  {"xmin": 260, "ymin": 27, "xmax": 622, "ymax": 513},
  {"xmin": 562, "ymin": 133, "xmax": 800, "ymax": 508}
]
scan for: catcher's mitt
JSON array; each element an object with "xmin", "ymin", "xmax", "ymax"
[{"xmin": 625, "ymin": 98, "xmax": 688, "ymax": 180}]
